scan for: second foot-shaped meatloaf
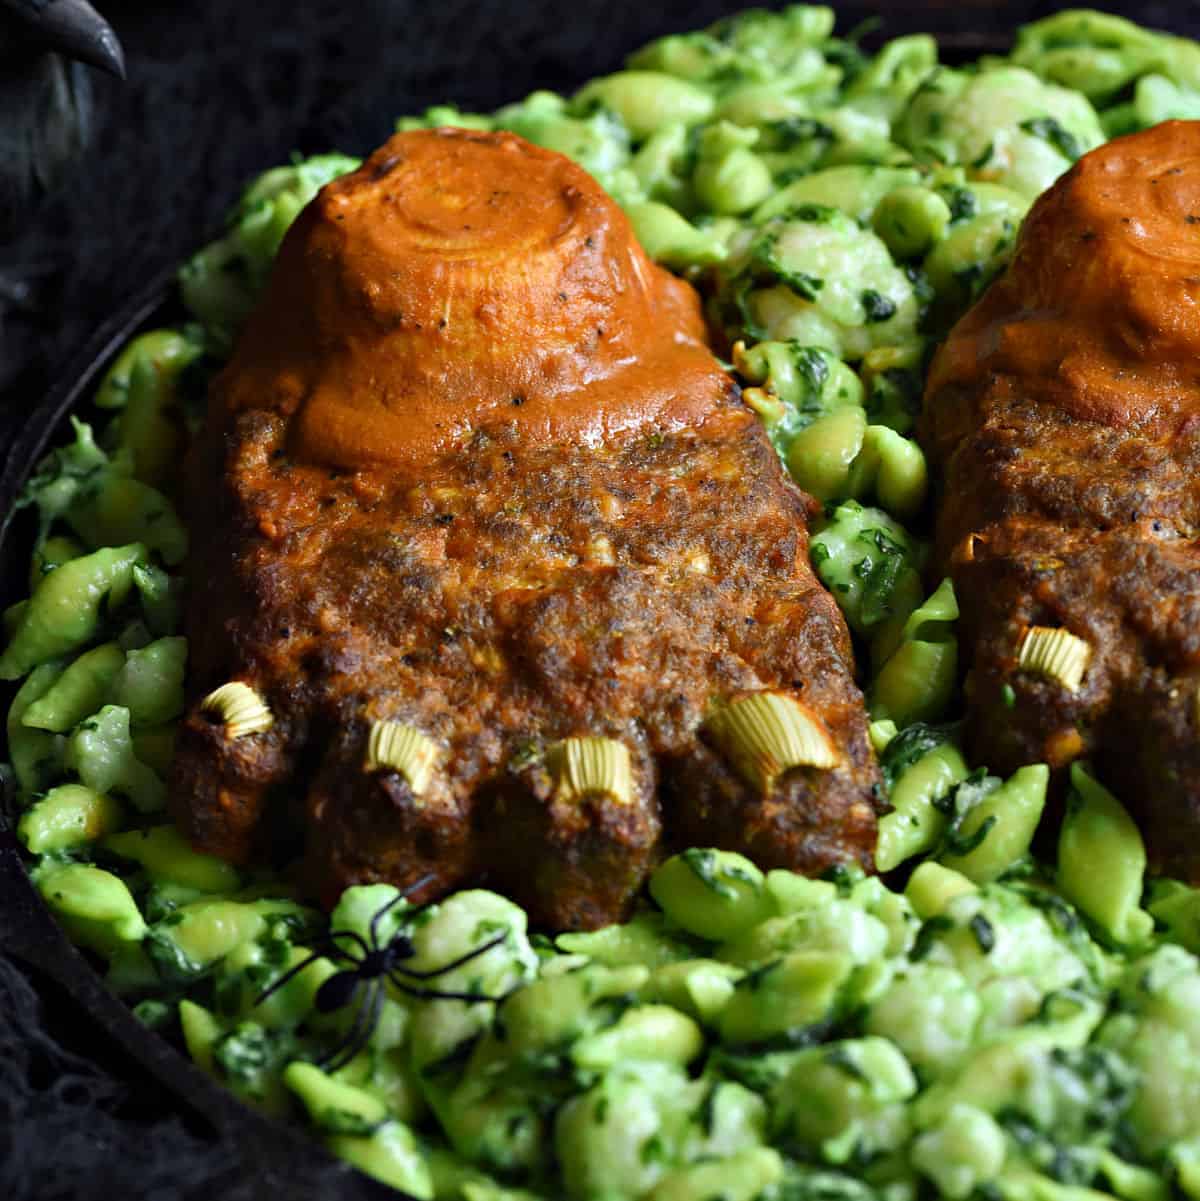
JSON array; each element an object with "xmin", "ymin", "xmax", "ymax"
[
  {"xmin": 922, "ymin": 119, "xmax": 1200, "ymax": 883},
  {"xmin": 170, "ymin": 129, "xmax": 882, "ymax": 929}
]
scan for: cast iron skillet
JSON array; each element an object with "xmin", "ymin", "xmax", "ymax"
[{"xmin": 0, "ymin": 28, "xmax": 1018, "ymax": 1197}]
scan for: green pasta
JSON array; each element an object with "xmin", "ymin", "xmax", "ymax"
[
  {"xmin": 872, "ymin": 183, "xmax": 952, "ymax": 259},
  {"xmin": 6, "ymin": 659, "xmax": 68, "ymax": 797},
  {"xmin": 809, "ymin": 500, "xmax": 925, "ymax": 641},
  {"xmin": 0, "ymin": 543, "xmax": 147, "ymax": 679},
  {"xmin": 65, "ymin": 703, "xmax": 165, "ymax": 812},
  {"xmin": 844, "ymin": 422, "xmax": 929, "ymax": 518},
  {"xmin": 623, "ymin": 202, "xmax": 729, "ymax": 269},
  {"xmin": 649, "ymin": 1148, "xmax": 782, "ymax": 1201},
  {"xmin": 34, "ymin": 862, "xmax": 146, "ymax": 956},
  {"xmin": 870, "ymin": 578, "xmax": 959, "ymax": 725},
  {"xmin": 692, "ymin": 122, "xmax": 774, "ymax": 215},
  {"xmin": 110, "ymin": 636, "xmax": 187, "ymax": 726},
  {"xmin": 17, "ymin": 783, "xmax": 123, "ymax": 855},
  {"xmin": 755, "ymin": 165, "xmax": 923, "ymax": 226},
  {"xmin": 785, "ymin": 404, "xmax": 867, "ymax": 500},
  {"xmin": 27, "ymin": 532, "xmax": 83, "ymax": 593},
  {"xmin": 19, "ymin": 641, "xmax": 125, "ymax": 733},
  {"xmin": 876, "ymin": 740, "xmax": 970, "ymax": 871},
  {"xmin": 103, "ymin": 824, "xmax": 239, "ymax": 893},
  {"xmin": 1057, "ymin": 762, "xmax": 1155, "ymax": 947},
  {"xmin": 939, "ymin": 764, "xmax": 1048, "ymax": 884},
  {"xmin": 572, "ymin": 71, "xmax": 715, "ymax": 139},
  {"xmin": 649, "ymin": 850, "xmax": 772, "ymax": 942},
  {"xmin": 774, "ymin": 1036, "xmax": 917, "ymax": 1160},
  {"xmin": 571, "ymin": 1004, "xmax": 704, "ymax": 1070}
]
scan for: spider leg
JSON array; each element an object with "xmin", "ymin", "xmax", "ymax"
[
  {"xmin": 255, "ymin": 943, "xmax": 338, "ymax": 1007},
  {"xmin": 316, "ymin": 985, "xmax": 368, "ymax": 1073},
  {"xmin": 320, "ymin": 980, "xmax": 382, "ymax": 1074},
  {"xmin": 393, "ymin": 932, "xmax": 508, "ymax": 980},
  {"xmin": 387, "ymin": 972, "xmax": 510, "ymax": 1005},
  {"xmin": 368, "ymin": 872, "xmax": 437, "ymax": 947},
  {"xmin": 327, "ymin": 929, "xmax": 370, "ymax": 959},
  {"xmin": 405, "ymin": 871, "xmax": 436, "ymax": 898},
  {"xmin": 255, "ymin": 931, "xmax": 364, "ymax": 1008},
  {"xmin": 369, "ymin": 894, "xmax": 406, "ymax": 947}
]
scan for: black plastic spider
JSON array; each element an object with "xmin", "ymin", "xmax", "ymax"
[{"xmin": 255, "ymin": 876, "xmax": 508, "ymax": 1072}]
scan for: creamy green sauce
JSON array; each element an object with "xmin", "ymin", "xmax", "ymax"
[{"xmin": 6, "ymin": 6, "xmax": 1200, "ymax": 1199}]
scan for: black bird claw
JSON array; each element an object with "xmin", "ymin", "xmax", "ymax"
[{"xmin": 1, "ymin": 0, "xmax": 125, "ymax": 77}]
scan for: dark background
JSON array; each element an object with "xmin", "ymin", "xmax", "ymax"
[{"xmin": 2, "ymin": 2, "xmax": 1198, "ymax": 1198}]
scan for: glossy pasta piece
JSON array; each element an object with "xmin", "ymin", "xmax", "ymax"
[
  {"xmin": 0, "ymin": 543, "xmax": 146, "ymax": 680},
  {"xmin": 649, "ymin": 850, "xmax": 772, "ymax": 942},
  {"xmin": 28, "ymin": 533, "xmax": 83, "ymax": 594},
  {"xmin": 6, "ymin": 659, "xmax": 67, "ymax": 798},
  {"xmin": 649, "ymin": 1148, "xmax": 783, "ymax": 1201},
  {"xmin": 66, "ymin": 704, "xmax": 165, "ymax": 812},
  {"xmin": 34, "ymin": 862, "xmax": 146, "ymax": 956},
  {"xmin": 17, "ymin": 783, "xmax": 123, "ymax": 854},
  {"xmin": 104, "ymin": 824, "xmax": 239, "ymax": 893},
  {"xmin": 20, "ymin": 641, "xmax": 124, "ymax": 732},
  {"xmin": 65, "ymin": 472, "xmax": 187, "ymax": 565},
  {"xmin": 895, "ymin": 64, "xmax": 1104, "ymax": 199},
  {"xmin": 717, "ymin": 951, "xmax": 854, "ymax": 1045},
  {"xmin": 96, "ymin": 328, "xmax": 204, "ymax": 486},
  {"xmin": 875, "ymin": 741, "xmax": 969, "ymax": 872},
  {"xmin": 870, "ymin": 579, "xmax": 959, "ymax": 727},
  {"xmin": 939, "ymin": 763, "xmax": 1048, "ymax": 884},
  {"xmin": 809, "ymin": 501, "xmax": 925, "ymax": 644},
  {"xmin": 570, "ymin": 1004, "xmax": 703, "ymax": 1070},
  {"xmin": 1057, "ymin": 764, "xmax": 1154, "ymax": 946},
  {"xmin": 571, "ymin": 71, "xmax": 714, "ymax": 139},
  {"xmin": 111, "ymin": 636, "xmax": 187, "ymax": 726}
]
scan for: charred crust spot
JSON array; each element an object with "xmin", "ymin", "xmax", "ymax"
[{"xmin": 370, "ymin": 151, "xmax": 405, "ymax": 180}]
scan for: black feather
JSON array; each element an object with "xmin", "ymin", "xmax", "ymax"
[
  {"xmin": 0, "ymin": 54, "xmax": 92, "ymax": 242},
  {"xmin": 0, "ymin": 1, "xmax": 122, "ymax": 241},
  {"xmin": 0, "ymin": 0, "xmax": 124, "ymax": 76}
]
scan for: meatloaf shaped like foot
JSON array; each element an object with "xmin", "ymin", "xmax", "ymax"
[
  {"xmin": 922, "ymin": 120, "xmax": 1200, "ymax": 882},
  {"xmin": 170, "ymin": 129, "xmax": 882, "ymax": 929}
]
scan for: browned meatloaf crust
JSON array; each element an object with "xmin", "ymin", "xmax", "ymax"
[
  {"xmin": 170, "ymin": 129, "xmax": 883, "ymax": 929},
  {"xmin": 921, "ymin": 120, "xmax": 1200, "ymax": 883}
]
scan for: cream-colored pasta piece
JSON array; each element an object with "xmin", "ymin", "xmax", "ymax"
[
  {"xmin": 1017, "ymin": 626, "xmax": 1092, "ymax": 692},
  {"xmin": 705, "ymin": 691, "xmax": 837, "ymax": 792},
  {"xmin": 546, "ymin": 736, "xmax": 635, "ymax": 806},
  {"xmin": 200, "ymin": 681, "xmax": 275, "ymax": 738},
  {"xmin": 364, "ymin": 720, "xmax": 439, "ymax": 795}
]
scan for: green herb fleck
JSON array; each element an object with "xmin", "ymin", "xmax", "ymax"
[
  {"xmin": 1020, "ymin": 116, "xmax": 1082, "ymax": 162},
  {"xmin": 861, "ymin": 290, "xmax": 897, "ymax": 324},
  {"xmin": 969, "ymin": 913, "xmax": 996, "ymax": 953}
]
